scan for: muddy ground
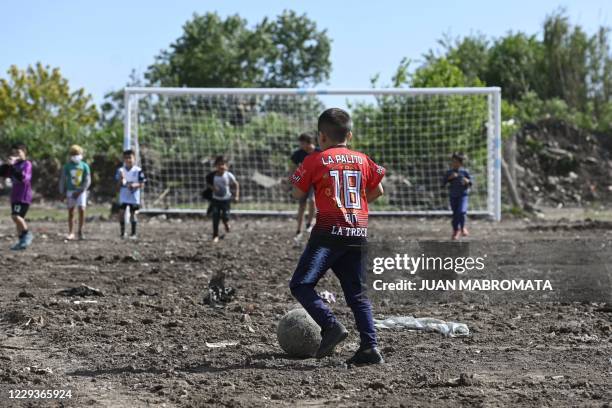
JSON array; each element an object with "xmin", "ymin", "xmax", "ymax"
[{"xmin": 0, "ymin": 213, "xmax": 611, "ymax": 407}]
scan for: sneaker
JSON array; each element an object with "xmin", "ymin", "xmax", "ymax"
[
  {"xmin": 223, "ymin": 222, "xmax": 231, "ymax": 233},
  {"xmin": 66, "ymin": 233, "xmax": 76, "ymax": 241},
  {"xmin": 346, "ymin": 347, "xmax": 384, "ymax": 366},
  {"xmin": 21, "ymin": 231, "xmax": 33, "ymax": 247},
  {"xmin": 212, "ymin": 236, "xmax": 220, "ymax": 243},
  {"xmin": 293, "ymin": 232, "xmax": 303, "ymax": 244},
  {"xmin": 10, "ymin": 241, "xmax": 26, "ymax": 251},
  {"xmin": 78, "ymin": 231, "xmax": 85, "ymax": 241},
  {"xmin": 129, "ymin": 234, "xmax": 138, "ymax": 240},
  {"xmin": 461, "ymin": 227, "xmax": 469, "ymax": 237},
  {"xmin": 121, "ymin": 233, "xmax": 128, "ymax": 239},
  {"xmin": 315, "ymin": 322, "xmax": 348, "ymax": 359}
]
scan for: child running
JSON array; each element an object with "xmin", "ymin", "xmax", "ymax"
[
  {"xmin": 289, "ymin": 108, "xmax": 386, "ymax": 366},
  {"xmin": 442, "ymin": 152, "xmax": 472, "ymax": 240},
  {"xmin": 115, "ymin": 150, "xmax": 146, "ymax": 239},
  {"xmin": 59, "ymin": 145, "xmax": 91, "ymax": 240},
  {"xmin": 5, "ymin": 143, "xmax": 34, "ymax": 250},
  {"xmin": 208, "ymin": 156, "xmax": 239, "ymax": 243}
]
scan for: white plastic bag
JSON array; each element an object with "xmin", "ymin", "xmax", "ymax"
[{"xmin": 373, "ymin": 316, "xmax": 470, "ymax": 337}]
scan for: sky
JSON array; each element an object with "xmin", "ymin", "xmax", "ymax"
[{"xmin": 1, "ymin": 0, "xmax": 610, "ymax": 106}]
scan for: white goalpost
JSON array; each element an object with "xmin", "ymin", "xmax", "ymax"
[{"xmin": 123, "ymin": 87, "xmax": 501, "ymax": 220}]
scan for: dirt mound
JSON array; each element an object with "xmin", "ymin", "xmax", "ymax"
[{"xmin": 515, "ymin": 119, "xmax": 612, "ymax": 207}]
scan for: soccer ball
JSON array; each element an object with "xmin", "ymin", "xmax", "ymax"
[{"xmin": 277, "ymin": 308, "xmax": 321, "ymax": 358}]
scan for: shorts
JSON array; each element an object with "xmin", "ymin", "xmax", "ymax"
[
  {"xmin": 11, "ymin": 202, "xmax": 30, "ymax": 218},
  {"xmin": 299, "ymin": 187, "xmax": 315, "ymax": 204},
  {"xmin": 67, "ymin": 191, "xmax": 87, "ymax": 209},
  {"xmin": 210, "ymin": 199, "xmax": 231, "ymax": 221},
  {"xmin": 120, "ymin": 203, "xmax": 140, "ymax": 211}
]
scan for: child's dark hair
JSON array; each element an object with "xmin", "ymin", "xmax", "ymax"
[
  {"xmin": 123, "ymin": 149, "xmax": 135, "ymax": 157},
  {"xmin": 214, "ymin": 155, "xmax": 228, "ymax": 166},
  {"xmin": 318, "ymin": 108, "xmax": 352, "ymax": 143},
  {"xmin": 11, "ymin": 142, "xmax": 27, "ymax": 153},
  {"xmin": 298, "ymin": 132, "xmax": 315, "ymax": 144},
  {"xmin": 451, "ymin": 152, "xmax": 466, "ymax": 164}
]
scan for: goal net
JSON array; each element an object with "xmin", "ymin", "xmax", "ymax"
[{"xmin": 124, "ymin": 87, "xmax": 501, "ymax": 219}]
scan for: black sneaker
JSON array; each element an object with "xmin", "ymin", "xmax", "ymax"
[
  {"xmin": 315, "ymin": 322, "xmax": 348, "ymax": 358},
  {"xmin": 346, "ymin": 347, "xmax": 384, "ymax": 366}
]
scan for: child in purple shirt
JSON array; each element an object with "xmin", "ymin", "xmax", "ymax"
[{"xmin": 3, "ymin": 143, "xmax": 33, "ymax": 250}]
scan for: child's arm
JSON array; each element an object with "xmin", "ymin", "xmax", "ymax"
[
  {"xmin": 207, "ymin": 172, "xmax": 217, "ymax": 191},
  {"xmin": 116, "ymin": 168, "xmax": 126, "ymax": 188},
  {"xmin": 82, "ymin": 165, "xmax": 92, "ymax": 191},
  {"xmin": 128, "ymin": 170, "xmax": 146, "ymax": 190},
  {"xmin": 59, "ymin": 167, "xmax": 66, "ymax": 195},
  {"xmin": 293, "ymin": 186, "xmax": 308, "ymax": 200},
  {"xmin": 443, "ymin": 170, "xmax": 459, "ymax": 186},
  {"xmin": 232, "ymin": 179, "xmax": 240, "ymax": 202},
  {"xmin": 366, "ymin": 183, "xmax": 384, "ymax": 203},
  {"xmin": 462, "ymin": 171, "xmax": 472, "ymax": 186}
]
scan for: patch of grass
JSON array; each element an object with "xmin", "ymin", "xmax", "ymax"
[{"xmin": 0, "ymin": 204, "xmax": 111, "ymax": 221}]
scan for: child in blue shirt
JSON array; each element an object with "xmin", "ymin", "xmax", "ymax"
[{"xmin": 443, "ymin": 152, "xmax": 472, "ymax": 240}]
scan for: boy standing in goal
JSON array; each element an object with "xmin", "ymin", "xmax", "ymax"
[
  {"xmin": 289, "ymin": 133, "xmax": 318, "ymax": 242},
  {"xmin": 116, "ymin": 150, "xmax": 146, "ymax": 239},
  {"xmin": 443, "ymin": 152, "xmax": 472, "ymax": 240},
  {"xmin": 289, "ymin": 108, "xmax": 386, "ymax": 365},
  {"xmin": 208, "ymin": 156, "xmax": 239, "ymax": 243}
]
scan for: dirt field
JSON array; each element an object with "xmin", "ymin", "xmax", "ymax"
[{"xmin": 0, "ymin": 211, "xmax": 611, "ymax": 407}]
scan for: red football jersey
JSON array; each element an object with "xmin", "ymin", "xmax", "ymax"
[{"xmin": 291, "ymin": 146, "xmax": 385, "ymax": 245}]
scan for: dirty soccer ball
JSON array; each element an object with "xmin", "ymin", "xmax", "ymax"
[{"xmin": 277, "ymin": 308, "xmax": 321, "ymax": 358}]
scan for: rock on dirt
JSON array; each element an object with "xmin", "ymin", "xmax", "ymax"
[
  {"xmin": 57, "ymin": 284, "xmax": 104, "ymax": 297},
  {"xmin": 514, "ymin": 119, "xmax": 612, "ymax": 208}
]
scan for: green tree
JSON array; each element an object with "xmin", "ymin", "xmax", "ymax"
[
  {"xmin": 257, "ymin": 10, "xmax": 332, "ymax": 87},
  {"xmin": 0, "ymin": 63, "xmax": 112, "ymax": 198},
  {"xmin": 0, "ymin": 63, "xmax": 98, "ymax": 158},
  {"xmin": 542, "ymin": 10, "xmax": 591, "ymax": 110},
  {"xmin": 485, "ymin": 33, "xmax": 544, "ymax": 101},
  {"xmin": 430, "ymin": 34, "xmax": 490, "ymax": 82},
  {"xmin": 145, "ymin": 11, "xmax": 331, "ymax": 88},
  {"xmin": 0, "ymin": 63, "xmax": 98, "ymax": 128}
]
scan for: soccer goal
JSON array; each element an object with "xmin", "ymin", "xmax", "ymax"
[{"xmin": 123, "ymin": 87, "xmax": 501, "ymax": 220}]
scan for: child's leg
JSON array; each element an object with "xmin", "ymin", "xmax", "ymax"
[
  {"xmin": 11, "ymin": 215, "xmax": 26, "ymax": 236},
  {"xmin": 130, "ymin": 205, "xmax": 138, "ymax": 236},
  {"xmin": 450, "ymin": 197, "xmax": 461, "ymax": 231},
  {"xmin": 221, "ymin": 200, "xmax": 231, "ymax": 232},
  {"xmin": 289, "ymin": 244, "xmax": 342, "ymax": 329},
  {"xmin": 11, "ymin": 203, "xmax": 27, "ymax": 236},
  {"xmin": 67, "ymin": 207, "xmax": 75, "ymax": 236},
  {"xmin": 459, "ymin": 195, "xmax": 468, "ymax": 231},
  {"xmin": 211, "ymin": 201, "xmax": 221, "ymax": 238},
  {"xmin": 78, "ymin": 206, "xmax": 85, "ymax": 234},
  {"xmin": 331, "ymin": 248, "xmax": 377, "ymax": 349},
  {"xmin": 119, "ymin": 206, "xmax": 127, "ymax": 236}
]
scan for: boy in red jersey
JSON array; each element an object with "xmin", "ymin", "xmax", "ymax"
[{"xmin": 290, "ymin": 108, "xmax": 386, "ymax": 366}]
